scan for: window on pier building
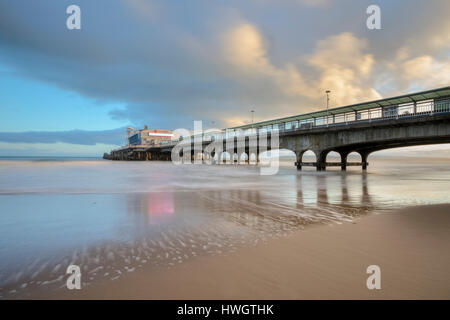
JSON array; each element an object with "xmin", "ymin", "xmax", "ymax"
[
  {"xmin": 369, "ymin": 107, "xmax": 382, "ymax": 119},
  {"xmin": 300, "ymin": 119, "xmax": 313, "ymax": 127},
  {"xmin": 382, "ymin": 106, "xmax": 398, "ymax": 118},
  {"xmin": 315, "ymin": 117, "xmax": 325, "ymax": 126},
  {"xmin": 291, "ymin": 120, "xmax": 299, "ymax": 129},
  {"xmin": 416, "ymin": 99, "xmax": 434, "ymax": 113},
  {"xmin": 285, "ymin": 122, "xmax": 292, "ymax": 130},
  {"xmin": 398, "ymin": 102, "xmax": 414, "ymax": 115},
  {"xmin": 326, "ymin": 115, "xmax": 334, "ymax": 124},
  {"xmin": 345, "ymin": 112, "xmax": 356, "ymax": 122},
  {"xmin": 435, "ymin": 97, "xmax": 450, "ymax": 112},
  {"xmin": 357, "ymin": 110, "xmax": 369, "ymax": 120},
  {"xmin": 129, "ymin": 133, "xmax": 141, "ymax": 145},
  {"xmin": 334, "ymin": 113, "xmax": 345, "ymax": 123}
]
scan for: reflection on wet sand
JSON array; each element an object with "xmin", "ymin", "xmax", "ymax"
[
  {"xmin": 122, "ymin": 172, "xmax": 375, "ymax": 238},
  {"xmin": 1, "ymin": 158, "xmax": 449, "ymax": 298},
  {"xmin": 126, "ymin": 192, "xmax": 175, "ymax": 226},
  {"xmin": 296, "ymin": 173, "xmax": 372, "ymax": 208},
  {"xmin": 2, "ymin": 172, "xmax": 379, "ymax": 298},
  {"xmin": 184, "ymin": 172, "xmax": 375, "ymax": 235}
]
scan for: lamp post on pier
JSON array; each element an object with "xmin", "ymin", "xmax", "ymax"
[{"xmin": 326, "ymin": 90, "xmax": 331, "ymax": 126}]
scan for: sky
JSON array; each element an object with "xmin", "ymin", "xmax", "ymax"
[{"xmin": 0, "ymin": 0, "xmax": 449, "ymax": 156}]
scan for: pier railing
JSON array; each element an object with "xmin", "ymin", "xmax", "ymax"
[
  {"xmin": 113, "ymin": 88, "xmax": 450, "ymax": 149},
  {"xmin": 179, "ymin": 94, "xmax": 450, "ymax": 144}
]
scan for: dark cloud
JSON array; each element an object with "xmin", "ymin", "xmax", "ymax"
[{"xmin": 0, "ymin": 0, "xmax": 449, "ymax": 130}]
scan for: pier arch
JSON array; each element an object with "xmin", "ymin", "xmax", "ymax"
[
  {"xmin": 347, "ymin": 151, "xmax": 362, "ymax": 162},
  {"xmin": 249, "ymin": 153, "xmax": 257, "ymax": 165},
  {"xmin": 220, "ymin": 151, "xmax": 231, "ymax": 164},
  {"xmin": 325, "ymin": 151, "xmax": 341, "ymax": 162},
  {"xmin": 301, "ymin": 150, "xmax": 317, "ymax": 162},
  {"xmin": 279, "ymin": 149, "xmax": 296, "ymax": 167},
  {"xmin": 239, "ymin": 152, "xmax": 248, "ymax": 164}
]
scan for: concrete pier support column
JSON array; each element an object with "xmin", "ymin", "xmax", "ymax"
[
  {"xmin": 255, "ymin": 146, "xmax": 260, "ymax": 166},
  {"xmin": 360, "ymin": 152, "xmax": 369, "ymax": 170},
  {"xmin": 340, "ymin": 151, "xmax": 349, "ymax": 171},
  {"xmin": 316, "ymin": 151, "xmax": 326, "ymax": 171},
  {"xmin": 295, "ymin": 151, "xmax": 302, "ymax": 170},
  {"xmin": 316, "ymin": 163, "xmax": 326, "ymax": 171}
]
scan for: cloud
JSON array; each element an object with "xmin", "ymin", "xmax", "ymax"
[
  {"xmin": 307, "ymin": 32, "xmax": 381, "ymax": 106},
  {"xmin": 297, "ymin": 0, "xmax": 330, "ymax": 7},
  {"xmin": 402, "ymin": 55, "xmax": 447, "ymax": 78},
  {"xmin": 0, "ymin": 142, "xmax": 118, "ymax": 157},
  {"xmin": 223, "ymin": 23, "xmax": 313, "ymax": 100},
  {"xmin": 382, "ymin": 47, "xmax": 450, "ymax": 94},
  {"xmin": 222, "ymin": 25, "xmax": 381, "ymax": 115},
  {"xmin": 0, "ymin": 0, "xmax": 449, "ymax": 133},
  {"xmin": 399, "ymin": 55, "xmax": 450, "ymax": 89},
  {"xmin": 225, "ymin": 24, "xmax": 271, "ymax": 71},
  {"xmin": 0, "ymin": 128, "xmax": 126, "ymax": 146}
]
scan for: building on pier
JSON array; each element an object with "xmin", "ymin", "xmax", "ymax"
[{"xmin": 128, "ymin": 125, "xmax": 176, "ymax": 147}]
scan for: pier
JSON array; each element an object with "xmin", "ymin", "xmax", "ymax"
[{"xmin": 105, "ymin": 86, "xmax": 450, "ymax": 171}]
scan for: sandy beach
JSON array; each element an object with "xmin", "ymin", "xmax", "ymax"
[{"xmin": 39, "ymin": 203, "xmax": 450, "ymax": 300}]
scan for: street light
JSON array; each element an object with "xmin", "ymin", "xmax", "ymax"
[
  {"xmin": 251, "ymin": 110, "xmax": 254, "ymax": 124},
  {"xmin": 326, "ymin": 90, "xmax": 331, "ymax": 125}
]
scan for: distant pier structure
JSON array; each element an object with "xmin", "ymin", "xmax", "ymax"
[
  {"xmin": 104, "ymin": 126, "xmax": 176, "ymax": 161},
  {"xmin": 104, "ymin": 86, "xmax": 450, "ymax": 171}
]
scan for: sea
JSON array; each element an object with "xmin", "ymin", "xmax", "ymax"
[{"xmin": 0, "ymin": 155, "xmax": 449, "ymax": 297}]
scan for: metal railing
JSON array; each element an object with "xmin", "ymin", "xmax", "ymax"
[
  {"xmin": 190, "ymin": 96, "xmax": 450, "ymax": 143},
  {"xmin": 114, "ymin": 96, "xmax": 450, "ymax": 148}
]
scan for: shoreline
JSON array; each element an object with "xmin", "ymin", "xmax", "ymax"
[{"xmin": 37, "ymin": 203, "xmax": 450, "ymax": 300}]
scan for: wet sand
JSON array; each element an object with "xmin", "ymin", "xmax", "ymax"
[{"xmin": 42, "ymin": 204, "xmax": 450, "ymax": 300}]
